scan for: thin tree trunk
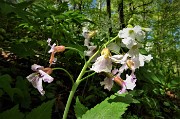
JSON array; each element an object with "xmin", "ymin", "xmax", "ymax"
[
  {"xmin": 118, "ymin": 0, "xmax": 125, "ymax": 29},
  {"xmin": 106, "ymin": 0, "xmax": 112, "ymax": 35}
]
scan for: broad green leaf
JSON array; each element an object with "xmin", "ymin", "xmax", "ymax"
[
  {"xmin": 74, "ymin": 97, "xmax": 88, "ymax": 118},
  {"xmin": 0, "ymin": 105, "xmax": 24, "ymax": 119},
  {"xmin": 26, "ymin": 99, "xmax": 55, "ymax": 119},
  {"xmin": 81, "ymin": 93, "xmax": 131, "ymax": 119}
]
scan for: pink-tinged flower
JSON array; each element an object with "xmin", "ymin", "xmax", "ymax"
[
  {"xmin": 26, "ymin": 64, "xmax": 54, "ymax": 95},
  {"xmin": 90, "ymin": 48, "xmax": 112, "ymax": 73},
  {"xmin": 90, "ymin": 55, "xmax": 112, "ymax": 73},
  {"xmin": 118, "ymin": 73, "xmax": 137, "ymax": 94}
]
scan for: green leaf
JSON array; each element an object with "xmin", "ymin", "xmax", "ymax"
[
  {"xmin": 80, "ymin": 93, "xmax": 131, "ymax": 119},
  {"xmin": 74, "ymin": 97, "xmax": 88, "ymax": 118},
  {"xmin": 0, "ymin": 105, "xmax": 24, "ymax": 119},
  {"xmin": 15, "ymin": 76, "xmax": 31, "ymax": 108},
  {"xmin": 107, "ymin": 42, "xmax": 120, "ymax": 54},
  {"xmin": 26, "ymin": 99, "xmax": 55, "ymax": 119},
  {"xmin": 0, "ymin": 74, "xmax": 14, "ymax": 100}
]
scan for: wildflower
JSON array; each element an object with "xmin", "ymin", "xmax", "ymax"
[
  {"xmin": 26, "ymin": 64, "xmax": 54, "ymax": 95},
  {"xmin": 90, "ymin": 48, "xmax": 112, "ymax": 73},
  {"xmin": 47, "ymin": 38, "xmax": 65, "ymax": 66},
  {"xmin": 118, "ymin": 73, "xmax": 137, "ymax": 94},
  {"xmin": 121, "ymin": 37, "xmax": 137, "ymax": 49},
  {"xmin": 118, "ymin": 25, "xmax": 146, "ymax": 42},
  {"xmin": 119, "ymin": 47, "xmax": 153, "ymax": 72}
]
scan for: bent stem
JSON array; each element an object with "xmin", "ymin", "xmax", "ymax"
[{"xmin": 52, "ymin": 68, "xmax": 74, "ymax": 84}]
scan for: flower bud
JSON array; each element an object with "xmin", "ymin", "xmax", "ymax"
[
  {"xmin": 101, "ymin": 48, "xmax": 111, "ymax": 59},
  {"xmin": 54, "ymin": 45, "xmax": 65, "ymax": 53},
  {"xmin": 114, "ymin": 76, "xmax": 123, "ymax": 87}
]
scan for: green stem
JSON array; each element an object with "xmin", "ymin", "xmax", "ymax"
[
  {"xmin": 65, "ymin": 47, "xmax": 86, "ymax": 62},
  {"xmin": 52, "ymin": 68, "xmax": 74, "ymax": 84},
  {"xmin": 62, "ymin": 49, "xmax": 100, "ymax": 119},
  {"xmin": 81, "ymin": 72, "xmax": 96, "ymax": 81},
  {"xmin": 103, "ymin": 35, "xmax": 119, "ymax": 47},
  {"xmin": 62, "ymin": 36, "xmax": 119, "ymax": 119}
]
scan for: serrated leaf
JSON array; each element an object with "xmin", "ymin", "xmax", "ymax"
[
  {"xmin": 81, "ymin": 93, "xmax": 131, "ymax": 119},
  {"xmin": 74, "ymin": 97, "xmax": 88, "ymax": 118},
  {"xmin": 26, "ymin": 99, "xmax": 55, "ymax": 119},
  {"xmin": 0, "ymin": 105, "xmax": 24, "ymax": 119}
]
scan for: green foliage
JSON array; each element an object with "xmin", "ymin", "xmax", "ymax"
[
  {"xmin": 0, "ymin": 74, "xmax": 24, "ymax": 100},
  {"xmin": 0, "ymin": 0, "xmax": 179, "ymax": 118},
  {"xmin": 80, "ymin": 94, "xmax": 132, "ymax": 119},
  {"xmin": 26, "ymin": 99, "xmax": 55, "ymax": 119},
  {"xmin": 74, "ymin": 97, "xmax": 88, "ymax": 118},
  {"xmin": 0, "ymin": 105, "xmax": 24, "ymax": 119}
]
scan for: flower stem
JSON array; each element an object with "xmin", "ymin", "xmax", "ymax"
[
  {"xmin": 62, "ymin": 49, "xmax": 100, "ymax": 119},
  {"xmin": 103, "ymin": 35, "xmax": 119, "ymax": 47},
  {"xmin": 52, "ymin": 68, "xmax": 74, "ymax": 84},
  {"xmin": 62, "ymin": 36, "xmax": 119, "ymax": 119}
]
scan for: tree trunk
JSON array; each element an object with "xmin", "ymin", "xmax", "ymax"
[
  {"xmin": 106, "ymin": 0, "xmax": 112, "ymax": 35},
  {"xmin": 118, "ymin": 0, "xmax": 125, "ymax": 29}
]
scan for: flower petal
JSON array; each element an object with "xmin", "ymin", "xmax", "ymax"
[
  {"xmin": 100, "ymin": 77, "xmax": 114, "ymax": 91},
  {"xmin": 31, "ymin": 64, "xmax": 44, "ymax": 71},
  {"xmin": 39, "ymin": 70, "xmax": 54, "ymax": 83}
]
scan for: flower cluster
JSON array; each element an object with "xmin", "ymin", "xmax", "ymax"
[
  {"xmin": 91, "ymin": 25, "xmax": 153, "ymax": 94},
  {"xmin": 26, "ymin": 38, "xmax": 65, "ymax": 95}
]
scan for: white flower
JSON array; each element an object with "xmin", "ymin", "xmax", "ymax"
[
  {"xmin": 120, "ymin": 48, "xmax": 153, "ymax": 69},
  {"xmin": 26, "ymin": 64, "xmax": 54, "ymax": 95},
  {"xmin": 47, "ymin": 38, "xmax": 57, "ymax": 53},
  {"xmin": 90, "ymin": 55, "xmax": 112, "ymax": 73},
  {"xmin": 133, "ymin": 25, "xmax": 146, "ymax": 42},
  {"xmin": 31, "ymin": 64, "xmax": 44, "ymax": 71},
  {"xmin": 118, "ymin": 73, "xmax": 137, "ymax": 94},
  {"xmin": 48, "ymin": 43, "xmax": 56, "ymax": 53},
  {"xmin": 118, "ymin": 25, "xmax": 148, "ymax": 44},
  {"xmin": 118, "ymin": 27, "xmax": 135, "ymax": 39},
  {"xmin": 100, "ymin": 77, "xmax": 114, "ymax": 91},
  {"xmin": 124, "ymin": 74, "xmax": 137, "ymax": 90},
  {"xmin": 122, "ymin": 37, "xmax": 137, "ymax": 49}
]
